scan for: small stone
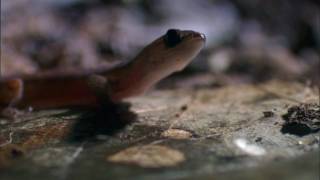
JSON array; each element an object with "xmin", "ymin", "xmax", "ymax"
[
  {"xmin": 161, "ymin": 129, "xmax": 193, "ymax": 140},
  {"xmin": 255, "ymin": 137, "xmax": 263, "ymax": 142},
  {"xmin": 234, "ymin": 138, "xmax": 266, "ymax": 156},
  {"xmin": 263, "ymin": 111, "xmax": 275, "ymax": 118},
  {"xmin": 0, "ymin": 120, "xmax": 8, "ymax": 125},
  {"xmin": 180, "ymin": 105, "xmax": 188, "ymax": 111},
  {"xmin": 107, "ymin": 145, "xmax": 185, "ymax": 168},
  {"xmin": 96, "ymin": 134, "xmax": 109, "ymax": 140}
]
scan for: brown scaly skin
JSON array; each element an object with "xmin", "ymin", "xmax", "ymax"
[{"xmin": 0, "ymin": 29, "xmax": 205, "ymax": 110}]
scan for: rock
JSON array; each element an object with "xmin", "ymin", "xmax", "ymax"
[
  {"xmin": 161, "ymin": 129, "xmax": 193, "ymax": 139},
  {"xmin": 281, "ymin": 103, "xmax": 320, "ymax": 136},
  {"xmin": 107, "ymin": 145, "xmax": 185, "ymax": 168}
]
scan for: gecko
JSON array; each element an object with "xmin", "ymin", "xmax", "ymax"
[{"xmin": 0, "ymin": 29, "xmax": 206, "ymax": 110}]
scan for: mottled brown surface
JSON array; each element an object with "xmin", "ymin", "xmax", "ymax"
[{"xmin": 0, "ymin": 81, "xmax": 319, "ymax": 179}]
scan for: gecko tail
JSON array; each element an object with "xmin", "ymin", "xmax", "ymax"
[
  {"xmin": 0, "ymin": 77, "xmax": 99, "ymax": 109},
  {"xmin": 0, "ymin": 79, "xmax": 24, "ymax": 108}
]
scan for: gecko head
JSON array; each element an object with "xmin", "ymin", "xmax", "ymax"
[
  {"xmin": 124, "ymin": 29, "xmax": 205, "ymax": 96},
  {"xmin": 109, "ymin": 29, "xmax": 205, "ymax": 100},
  {"xmin": 141, "ymin": 29, "xmax": 205, "ymax": 72},
  {"xmin": 162, "ymin": 29, "xmax": 205, "ymax": 70}
]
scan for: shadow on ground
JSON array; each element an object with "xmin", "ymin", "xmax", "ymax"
[{"xmin": 67, "ymin": 101, "xmax": 137, "ymax": 142}]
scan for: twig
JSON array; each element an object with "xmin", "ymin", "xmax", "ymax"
[
  {"xmin": 256, "ymin": 85, "xmax": 303, "ymax": 104},
  {"xmin": 0, "ymin": 132, "xmax": 13, "ymax": 147}
]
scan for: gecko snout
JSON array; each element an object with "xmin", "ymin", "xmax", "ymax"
[
  {"xmin": 192, "ymin": 32, "xmax": 206, "ymax": 42},
  {"xmin": 199, "ymin": 33, "xmax": 206, "ymax": 41}
]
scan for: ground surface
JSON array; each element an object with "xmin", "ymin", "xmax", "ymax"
[{"xmin": 0, "ymin": 80, "xmax": 319, "ymax": 180}]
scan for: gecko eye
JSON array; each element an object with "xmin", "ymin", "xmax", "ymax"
[{"xmin": 164, "ymin": 29, "xmax": 182, "ymax": 47}]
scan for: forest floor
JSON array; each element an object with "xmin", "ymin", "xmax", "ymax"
[{"xmin": 1, "ymin": 80, "xmax": 319, "ymax": 180}]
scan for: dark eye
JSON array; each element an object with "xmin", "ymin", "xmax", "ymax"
[{"xmin": 164, "ymin": 29, "xmax": 181, "ymax": 47}]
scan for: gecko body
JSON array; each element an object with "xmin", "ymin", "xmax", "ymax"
[{"xmin": 0, "ymin": 29, "xmax": 205, "ymax": 109}]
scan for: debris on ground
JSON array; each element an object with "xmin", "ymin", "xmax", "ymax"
[{"xmin": 281, "ymin": 103, "xmax": 320, "ymax": 136}]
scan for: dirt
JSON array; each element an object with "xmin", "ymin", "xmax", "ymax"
[
  {"xmin": 0, "ymin": 81, "xmax": 319, "ymax": 180},
  {"xmin": 281, "ymin": 103, "xmax": 320, "ymax": 136}
]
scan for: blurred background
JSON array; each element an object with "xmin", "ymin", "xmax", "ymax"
[{"xmin": 1, "ymin": 0, "xmax": 319, "ymax": 87}]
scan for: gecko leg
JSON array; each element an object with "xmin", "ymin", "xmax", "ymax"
[
  {"xmin": 87, "ymin": 75, "xmax": 114, "ymax": 105},
  {"xmin": 0, "ymin": 79, "xmax": 25, "ymax": 119}
]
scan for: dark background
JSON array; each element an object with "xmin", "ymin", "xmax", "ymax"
[{"xmin": 1, "ymin": 0, "xmax": 319, "ymax": 86}]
